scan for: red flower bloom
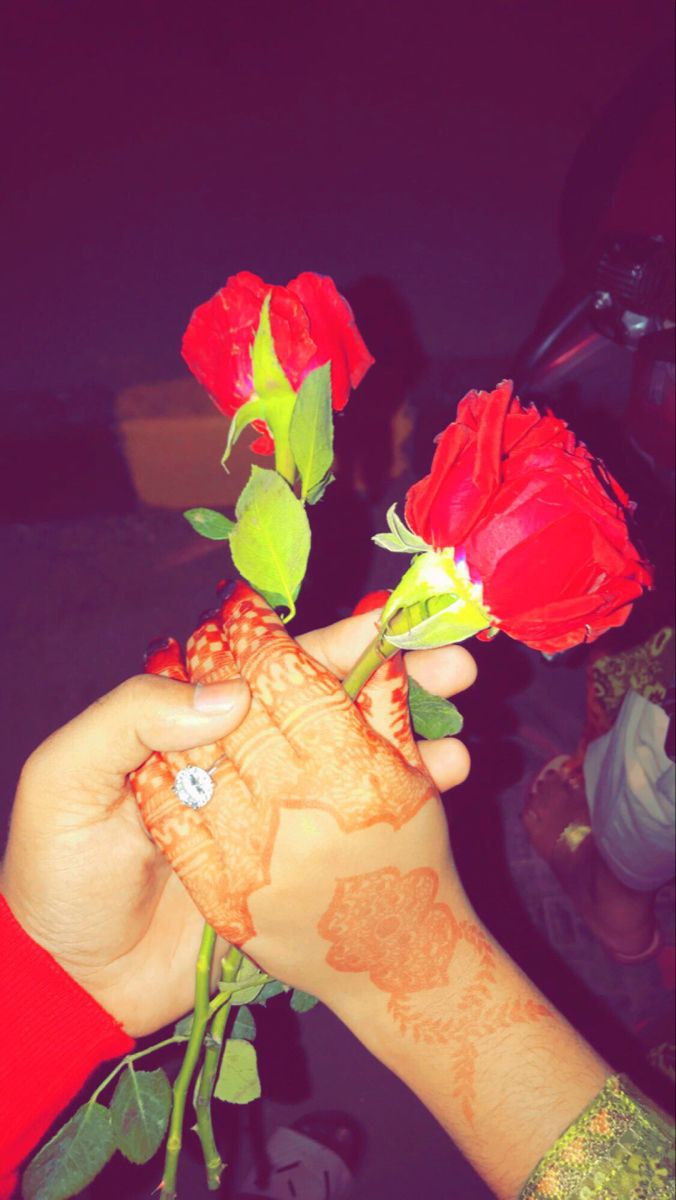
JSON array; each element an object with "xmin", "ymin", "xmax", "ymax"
[
  {"xmin": 182, "ymin": 271, "xmax": 373, "ymax": 453},
  {"xmin": 405, "ymin": 381, "xmax": 653, "ymax": 654}
]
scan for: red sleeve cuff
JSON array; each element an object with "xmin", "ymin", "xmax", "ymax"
[{"xmin": 0, "ymin": 896, "xmax": 135, "ymax": 1197}]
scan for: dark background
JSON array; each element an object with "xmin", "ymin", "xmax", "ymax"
[
  {"xmin": 1, "ymin": 0, "xmax": 673, "ymax": 395},
  {"xmin": 1, "ymin": 3, "xmax": 674, "ymax": 1198}
]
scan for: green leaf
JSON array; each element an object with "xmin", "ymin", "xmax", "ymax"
[
  {"xmin": 251, "ymin": 295, "xmax": 297, "ymax": 406},
  {"xmin": 253, "ymin": 979, "xmax": 290, "ymax": 1006},
  {"xmin": 22, "ymin": 1103, "xmax": 115, "ymax": 1200},
  {"xmin": 174, "ymin": 1012, "xmax": 194, "ymax": 1037},
  {"xmin": 231, "ymin": 1005, "xmax": 257, "ymax": 1041},
  {"xmin": 305, "ymin": 470, "xmax": 335, "ymax": 506},
  {"xmin": 110, "ymin": 1067, "xmax": 171, "ymax": 1165},
  {"xmin": 214, "ymin": 1039, "xmax": 262, "ymax": 1105},
  {"xmin": 290, "ymin": 989, "xmax": 320, "ymax": 1013},
  {"xmin": 289, "ymin": 363, "xmax": 334, "ymax": 502},
  {"xmin": 183, "ymin": 507, "xmax": 235, "ymax": 541},
  {"xmin": 221, "ymin": 396, "xmax": 266, "ymax": 468},
  {"xmin": 229, "ymin": 467, "xmax": 310, "ymax": 619},
  {"xmin": 229, "ymin": 953, "xmax": 267, "ymax": 1006},
  {"xmin": 408, "ymin": 678, "xmax": 464, "ymax": 739}
]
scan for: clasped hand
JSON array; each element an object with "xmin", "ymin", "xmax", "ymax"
[{"xmin": 2, "ymin": 585, "xmax": 476, "ymax": 1036}]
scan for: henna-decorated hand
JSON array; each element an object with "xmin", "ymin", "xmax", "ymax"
[
  {"xmin": 0, "ymin": 589, "xmax": 474, "ymax": 1037},
  {"xmin": 127, "ymin": 588, "xmax": 610, "ymax": 1200},
  {"xmin": 132, "ymin": 583, "xmax": 475, "ymax": 1005}
]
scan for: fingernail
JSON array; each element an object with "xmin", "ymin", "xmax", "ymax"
[{"xmin": 193, "ymin": 679, "xmax": 247, "ymax": 714}]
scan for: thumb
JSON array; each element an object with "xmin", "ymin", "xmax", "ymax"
[{"xmin": 26, "ymin": 675, "xmax": 251, "ymax": 789}]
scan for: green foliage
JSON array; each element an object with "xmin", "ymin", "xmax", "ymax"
[
  {"xmin": 254, "ymin": 979, "xmax": 290, "ymax": 1006},
  {"xmin": 305, "ymin": 471, "xmax": 335, "ymax": 506},
  {"xmin": 221, "ymin": 397, "xmax": 266, "ymax": 467},
  {"xmin": 251, "ymin": 295, "xmax": 297, "ymax": 408},
  {"xmin": 183, "ymin": 507, "xmax": 235, "ymax": 540},
  {"xmin": 110, "ymin": 1066, "xmax": 171, "ymax": 1165},
  {"xmin": 214, "ymin": 1040, "xmax": 261, "ymax": 1105},
  {"xmin": 407, "ymin": 678, "xmax": 464, "ymax": 739},
  {"xmin": 289, "ymin": 363, "xmax": 334, "ymax": 503},
  {"xmin": 227, "ymin": 953, "xmax": 267, "ymax": 1006},
  {"xmin": 22, "ymin": 1103, "xmax": 115, "ymax": 1200},
  {"xmin": 229, "ymin": 467, "xmax": 311, "ymax": 619},
  {"xmin": 372, "ymin": 504, "xmax": 430, "ymax": 554},
  {"xmin": 249, "ymin": 294, "xmax": 298, "ymax": 467},
  {"xmin": 173, "ymin": 1012, "xmax": 194, "ymax": 1037},
  {"xmin": 231, "ymin": 1005, "xmax": 257, "ymax": 1041},
  {"xmin": 381, "ymin": 549, "xmax": 491, "ymax": 649},
  {"xmin": 290, "ymin": 989, "xmax": 320, "ymax": 1013}
]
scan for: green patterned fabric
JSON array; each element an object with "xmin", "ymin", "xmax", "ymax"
[{"xmin": 520, "ymin": 1075, "xmax": 674, "ymax": 1199}]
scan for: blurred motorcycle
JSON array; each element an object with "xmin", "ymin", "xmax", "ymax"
[{"xmin": 513, "ymin": 55, "xmax": 674, "ymax": 481}]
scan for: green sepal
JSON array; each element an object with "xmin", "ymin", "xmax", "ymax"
[
  {"xmin": 229, "ymin": 466, "xmax": 311, "ymax": 620},
  {"xmin": 381, "ymin": 549, "xmax": 492, "ymax": 649},
  {"xmin": 250, "ymin": 294, "xmax": 298, "ymax": 474},
  {"xmin": 251, "ymin": 294, "xmax": 297, "ymax": 407},
  {"xmin": 110, "ymin": 1067, "xmax": 171, "ymax": 1165},
  {"xmin": 289, "ymin": 363, "xmax": 334, "ymax": 502},
  {"xmin": 221, "ymin": 396, "xmax": 266, "ymax": 468},
  {"xmin": 290, "ymin": 989, "xmax": 320, "ymax": 1013},
  {"xmin": 373, "ymin": 504, "xmax": 431, "ymax": 554},
  {"xmin": 214, "ymin": 1039, "xmax": 262, "ymax": 1105},
  {"xmin": 183, "ymin": 507, "xmax": 235, "ymax": 540},
  {"xmin": 22, "ymin": 1102, "xmax": 115, "ymax": 1200},
  {"xmin": 408, "ymin": 678, "xmax": 463, "ymax": 739}
]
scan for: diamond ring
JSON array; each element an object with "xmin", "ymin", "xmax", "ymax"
[
  {"xmin": 173, "ymin": 753, "xmax": 227, "ymax": 810},
  {"xmin": 173, "ymin": 766, "xmax": 214, "ymax": 809}
]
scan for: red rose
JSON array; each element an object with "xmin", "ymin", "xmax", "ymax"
[
  {"xmin": 405, "ymin": 381, "xmax": 653, "ymax": 653},
  {"xmin": 182, "ymin": 270, "xmax": 374, "ymax": 453}
]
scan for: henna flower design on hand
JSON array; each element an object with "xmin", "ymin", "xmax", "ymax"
[
  {"xmin": 319, "ymin": 867, "xmax": 459, "ymax": 993},
  {"xmin": 319, "ymin": 866, "xmax": 552, "ymax": 1123}
]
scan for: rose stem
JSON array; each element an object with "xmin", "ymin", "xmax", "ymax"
[
  {"xmin": 194, "ymin": 947, "xmax": 242, "ymax": 1190},
  {"xmin": 342, "ymin": 602, "xmax": 433, "ymax": 699},
  {"xmin": 162, "ymin": 922, "xmax": 218, "ymax": 1199}
]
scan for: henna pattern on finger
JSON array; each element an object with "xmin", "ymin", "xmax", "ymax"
[
  {"xmin": 131, "ymin": 586, "xmax": 437, "ymax": 946},
  {"xmin": 318, "ymin": 867, "xmax": 552, "ymax": 1123}
]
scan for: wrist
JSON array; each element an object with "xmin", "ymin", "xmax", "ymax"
[
  {"xmin": 320, "ymin": 889, "xmax": 609, "ymax": 1199},
  {"xmin": 321, "ymin": 877, "xmax": 483, "ymax": 1061}
]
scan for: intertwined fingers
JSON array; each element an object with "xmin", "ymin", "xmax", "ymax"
[
  {"xmin": 131, "ymin": 583, "xmax": 438, "ymax": 945},
  {"xmin": 220, "ymin": 584, "xmax": 435, "ymax": 830}
]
